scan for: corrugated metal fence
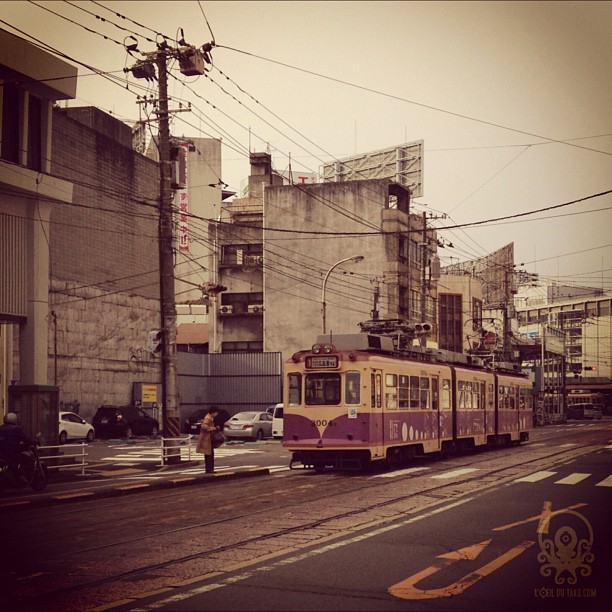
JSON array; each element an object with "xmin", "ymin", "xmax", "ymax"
[{"xmin": 178, "ymin": 351, "xmax": 282, "ymax": 426}]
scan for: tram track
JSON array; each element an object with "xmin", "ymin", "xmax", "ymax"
[{"xmin": 8, "ymin": 425, "xmax": 609, "ymax": 611}]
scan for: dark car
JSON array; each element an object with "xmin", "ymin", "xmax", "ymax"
[
  {"xmin": 566, "ymin": 403, "xmax": 602, "ymax": 420},
  {"xmin": 92, "ymin": 405, "xmax": 159, "ymax": 438},
  {"xmin": 184, "ymin": 408, "xmax": 230, "ymax": 435}
]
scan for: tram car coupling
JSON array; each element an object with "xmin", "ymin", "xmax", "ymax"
[{"xmin": 282, "ymin": 334, "xmax": 533, "ymax": 473}]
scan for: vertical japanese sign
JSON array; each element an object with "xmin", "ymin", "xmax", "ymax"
[{"xmin": 175, "ymin": 143, "xmax": 189, "ymax": 251}]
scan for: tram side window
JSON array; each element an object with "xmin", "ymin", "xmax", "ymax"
[
  {"xmin": 441, "ymin": 379, "xmax": 451, "ymax": 409},
  {"xmin": 305, "ymin": 373, "xmax": 340, "ymax": 405},
  {"xmin": 520, "ymin": 387, "xmax": 533, "ymax": 410},
  {"xmin": 288, "ymin": 373, "xmax": 302, "ymax": 406},
  {"xmin": 431, "ymin": 376, "xmax": 439, "ymax": 410},
  {"xmin": 410, "ymin": 376, "xmax": 420, "ymax": 409},
  {"xmin": 371, "ymin": 374, "xmax": 376, "ymax": 407},
  {"xmin": 509, "ymin": 386, "xmax": 517, "ymax": 409},
  {"xmin": 487, "ymin": 383, "xmax": 494, "ymax": 409},
  {"xmin": 459, "ymin": 381, "xmax": 471, "ymax": 409},
  {"xmin": 499, "ymin": 385, "xmax": 508, "ymax": 409},
  {"xmin": 385, "ymin": 374, "xmax": 398, "ymax": 409},
  {"xmin": 420, "ymin": 377, "xmax": 430, "ymax": 409},
  {"xmin": 399, "ymin": 375, "xmax": 410, "ymax": 409},
  {"xmin": 345, "ymin": 371, "xmax": 361, "ymax": 405}
]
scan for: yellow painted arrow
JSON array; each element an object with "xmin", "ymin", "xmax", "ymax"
[{"xmin": 389, "ymin": 539, "xmax": 535, "ymax": 600}]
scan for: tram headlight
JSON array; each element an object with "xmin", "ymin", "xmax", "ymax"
[
  {"xmin": 312, "ymin": 344, "xmax": 322, "ymax": 354},
  {"xmin": 323, "ymin": 344, "xmax": 333, "ymax": 354}
]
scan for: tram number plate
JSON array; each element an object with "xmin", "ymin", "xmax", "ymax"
[{"xmin": 306, "ymin": 356, "xmax": 338, "ymax": 369}]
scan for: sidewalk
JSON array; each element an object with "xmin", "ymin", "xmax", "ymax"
[{"xmin": 0, "ymin": 456, "xmax": 269, "ymax": 512}]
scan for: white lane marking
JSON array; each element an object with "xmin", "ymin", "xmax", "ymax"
[
  {"xmin": 372, "ymin": 467, "xmax": 430, "ymax": 478},
  {"xmin": 430, "ymin": 468, "xmax": 479, "ymax": 479},
  {"xmin": 595, "ymin": 475, "xmax": 612, "ymax": 487},
  {"xmin": 99, "ymin": 447, "xmax": 266, "ymax": 463},
  {"xmin": 554, "ymin": 473, "xmax": 590, "ymax": 485},
  {"xmin": 269, "ymin": 465, "xmax": 290, "ymax": 473},
  {"xmin": 515, "ymin": 471, "xmax": 557, "ymax": 483},
  {"xmin": 129, "ymin": 496, "xmax": 476, "ymax": 611}
]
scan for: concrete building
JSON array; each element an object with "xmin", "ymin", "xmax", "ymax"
[
  {"xmin": 515, "ymin": 282, "xmax": 612, "ymax": 412},
  {"xmin": 46, "ymin": 107, "xmax": 162, "ymax": 416},
  {"xmin": 210, "ymin": 153, "xmax": 438, "ymax": 360},
  {"xmin": 437, "ymin": 272, "xmax": 484, "ymax": 354},
  {"xmin": 1, "ymin": 29, "xmax": 77, "ymax": 415}
]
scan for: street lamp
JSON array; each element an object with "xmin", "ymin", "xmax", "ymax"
[{"xmin": 321, "ymin": 255, "xmax": 365, "ymax": 334}]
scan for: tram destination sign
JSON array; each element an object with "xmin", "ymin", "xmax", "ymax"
[{"xmin": 306, "ymin": 355, "xmax": 339, "ymax": 369}]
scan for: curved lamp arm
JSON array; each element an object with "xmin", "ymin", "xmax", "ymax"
[{"xmin": 321, "ymin": 255, "xmax": 364, "ymax": 334}]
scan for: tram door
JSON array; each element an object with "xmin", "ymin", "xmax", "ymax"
[
  {"xmin": 432, "ymin": 375, "xmax": 441, "ymax": 451},
  {"xmin": 370, "ymin": 369, "xmax": 384, "ymax": 459}
]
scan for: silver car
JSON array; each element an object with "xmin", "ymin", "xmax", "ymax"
[{"xmin": 224, "ymin": 411, "xmax": 273, "ymax": 441}]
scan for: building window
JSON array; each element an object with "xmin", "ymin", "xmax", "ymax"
[
  {"xmin": 399, "ymin": 285, "xmax": 408, "ymax": 316},
  {"xmin": 221, "ymin": 244, "xmax": 263, "ymax": 266},
  {"xmin": 27, "ymin": 94, "xmax": 42, "ymax": 171},
  {"xmin": 409, "ymin": 239, "xmax": 422, "ymax": 269},
  {"xmin": 220, "ymin": 292, "xmax": 263, "ymax": 314},
  {"xmin": 439, "ymin": 293, "xmax": 463, "ymax": 352},
  {"xmin": 398, "ymin": 236, "xmax": 407, "ymax": 263},
  {"xmin": 221, "ymin": 341, "xmax": 263, "ymax": 353},
  {"xmin": 586, "ymin": 302, "xmax": 597, "ymax": 317},
  {"xmin": 1, "ymin": 84, "xmax": 20, "ymax": 164}
]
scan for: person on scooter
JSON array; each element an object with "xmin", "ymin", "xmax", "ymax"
[{"xmin": 0, "ymin": 412, "xmax": 35, "ymax": 476}]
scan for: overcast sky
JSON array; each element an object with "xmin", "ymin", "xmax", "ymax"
[{"xmin": 3, "ymin": 1, "xmax": 611, "ymax": 291}]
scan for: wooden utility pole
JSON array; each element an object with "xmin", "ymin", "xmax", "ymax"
[
  {"xmin": 156, "ymin": 50, "xmax": 181, "ymax": 461},
  {"xmin": 125, "ymin": 38, "xmax": 212, "ymax": 463}
]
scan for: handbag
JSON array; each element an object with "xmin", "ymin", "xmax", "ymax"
[{"xmin": 211, "ymin": 430, "xmax": 225, "ymax": 448}]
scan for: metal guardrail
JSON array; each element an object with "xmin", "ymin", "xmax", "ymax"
[
  {"xmin": 159, "ymin": 435, "xmax": 197, "ymax": 466},
  {"xmin": 38, "ymin": 443, "xmax": 88, "ymax": 476}
]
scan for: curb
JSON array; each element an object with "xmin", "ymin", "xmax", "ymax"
[{"xmin": 0, "ymin": 467, "xmax": 270, "ymax": 512}]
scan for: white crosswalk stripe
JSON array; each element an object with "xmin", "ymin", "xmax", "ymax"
[
  {"xmin": 372, "ymin": 467, "xmax": 430, "ymax": 478},
  {"xmin": 100, "ymin": 445, "xmax": 267, "ymax": 464},
  {"xmin": 595, "ymin": 475, "xmax": 612, "ymax": 487},
  {"xmin": 554, "ymin": 473, "xmax": 590, "ymax": 485},
  {"xmin": 431, "ymin": 468, "xmax": 479, "ymax": 479},
  {"xmin": 269, "ymin": 465, "xmax": 291, "ymax": 473},
  {"xmin": 515, "ymin": 471, "xmax": 557, "ymax": 482},
  {"xmin": 515, "ymin": 471, "xmax": 612, "ymax": 487}
]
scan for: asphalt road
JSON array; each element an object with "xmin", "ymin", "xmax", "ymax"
[{"xmin": 0, "ymin": 421, "xmax": 609, "ymax": 612}]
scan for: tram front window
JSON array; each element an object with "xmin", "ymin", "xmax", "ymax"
[{"xmin": 305, "ymin": 373, "xmax": 341, "ymax": 405}]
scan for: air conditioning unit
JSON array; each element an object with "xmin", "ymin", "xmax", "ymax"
[
  {"xmin": 247, "ymin": 304, "xmax": 263, "ymax": 313},
  {"xmin": 220, "ymin": 305, "xmax": 233, "ymax": 314}
]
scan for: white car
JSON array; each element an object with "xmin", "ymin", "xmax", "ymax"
[
  {"xmin": 59, "ymin": 411, "xmax": 95, "ymax": 444},
  {"xmin": 272, "ymin": 403, "xmax": 284, "ymax": 439}
]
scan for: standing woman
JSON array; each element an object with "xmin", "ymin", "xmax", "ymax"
[{"xmin": 196, "ymin": 406, "xmax": 220, "ymax": 473}]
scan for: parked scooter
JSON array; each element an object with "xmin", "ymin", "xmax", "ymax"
[{"xmin": 0, "ymin": 443, "xmax": 47, "ymax": 493}]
